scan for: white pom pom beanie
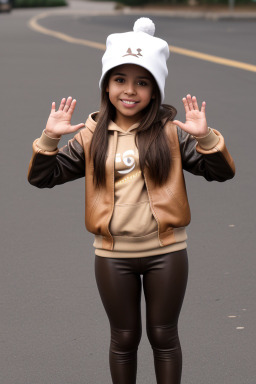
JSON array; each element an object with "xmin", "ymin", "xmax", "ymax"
[{"xmin": 99, "ymin": 18, "xmax": 170, "ymax": 103}]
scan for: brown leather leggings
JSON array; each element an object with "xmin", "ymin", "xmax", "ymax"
[{"xmin": 95, "ymin": 249, "xmax": 188, "ymax": 384}]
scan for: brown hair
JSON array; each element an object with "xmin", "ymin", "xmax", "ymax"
[{"xmin": 90, "ymin": 70, "xmax": 177, "ymax": 188}]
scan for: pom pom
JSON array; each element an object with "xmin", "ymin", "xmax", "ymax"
[{"xmin": 133, "ymin": 18, "xmax": 155, "ymax": 36}]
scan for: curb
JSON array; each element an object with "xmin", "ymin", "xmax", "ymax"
[{"xmin": 121, "ymin": 6, "xmax": 256, "ymax": 20}]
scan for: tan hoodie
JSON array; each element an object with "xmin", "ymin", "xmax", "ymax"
[{"xmin": 93, "ymin": 119, "xmax": 187, "ymax": 257}]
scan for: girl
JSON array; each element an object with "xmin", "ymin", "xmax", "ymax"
[{"xmin": 28, "ymin": 18, "xmax": 235, "ymax": 384}]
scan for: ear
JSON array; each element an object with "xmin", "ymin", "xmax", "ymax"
[
  {"xmin": 151, "ymin": 93, "xmax": 156, "ymax": 100},
  {"xmin": 106, "ymin": 85, "xmax": 109, "ymax": 92}
]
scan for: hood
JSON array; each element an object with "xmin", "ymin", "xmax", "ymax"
[
  {"xmin": 85, "ymin": 112, "xmax": 98, "ymax": 133},
  {"xmin": 85, "ymin": 112, "xmax": 139, "ymax": 134}
]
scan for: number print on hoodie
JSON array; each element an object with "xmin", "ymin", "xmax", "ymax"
[{"xmin": 115, "ymin": 150, "xmax": 136, "ymax": 175}]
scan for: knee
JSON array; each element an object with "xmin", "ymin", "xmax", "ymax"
[
  {"xmin": 147, "ymin": 323, "xmax": 180, "ymax": 350},
  {"xmin": 111, "ymin": 327, "xmax": 142, "ymax": 352}
]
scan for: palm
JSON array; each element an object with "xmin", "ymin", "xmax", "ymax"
[
  {"xmin": 182, "ymin": 109, "xmax": 206, "ymax": 136},
  {"xmin": 173, "ymin": 95, "xmax": 208, "ymax": 137},
  {"xmin": 45, "ymin": 97, "xmax": 85, "ymax": 138},
  {"xmin": 47, "ymin": 110, "xmax": 73, "ymax": 135}
]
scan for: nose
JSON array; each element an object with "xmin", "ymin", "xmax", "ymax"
[{"xmin": 124, "ymin": 82, "xmax": 136, "ymax": 96}]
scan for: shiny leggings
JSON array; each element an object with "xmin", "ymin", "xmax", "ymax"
[{"xmin": 95, "ymin": 249, "xmax": 188, "ymax": 384}]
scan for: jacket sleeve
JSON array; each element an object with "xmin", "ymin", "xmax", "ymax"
[
  {"xmin": 177, "ymin": 127, "xmax": 235, "ymax": 182},
  {"xmin": 27, "ymin": 130, "xmax": 85, "ymax": 188}
]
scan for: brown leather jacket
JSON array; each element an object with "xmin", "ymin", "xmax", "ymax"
[{"xmin": 28, "ymin": 113, "xmax": 235, "ymax": 250}]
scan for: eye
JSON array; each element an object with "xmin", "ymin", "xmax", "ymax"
[
  {"xmin": 115, "ymin": 77, "xmax": 125, "ymax": 83},
  {"xmin": 137, "ymin": 81, "xmax": 148, "ymax": 86}
]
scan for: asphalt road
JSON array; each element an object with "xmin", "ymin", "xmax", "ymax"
[{"xmin": 1, "ymin": 4, "xmax": 255, "ymax": 384}]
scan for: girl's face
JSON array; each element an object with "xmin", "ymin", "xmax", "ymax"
[{"xmin": 106, "ymin": 64, "xmax": 155, "ymax": 129}]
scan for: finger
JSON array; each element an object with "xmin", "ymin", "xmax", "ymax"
[
  {"xmin": 68, "ymin": 99, "xmax": 77, "ymax": 114},
  {"xmin": 186, "ymin": 94, "xmax": 193, "ymax": 111},
  {"xmin": 58, "ymin": 98, "xmax": 66, "ymax": 111},
  {"xmin": 51, "ymin": 101, "xmax": 56, "ymax": 113},
  {"xmin": 201, "ymin": 101, "xmax": 206, "ymax": 113},
  {"xmin": 173, "ymin": 119, "xmax": 187, "ymax": 132},
  {"xmin": 63, "ymin": 96, "xmax": 72, "ymax": 112},
  {"xmin": 182, "ymin": 97, "xmax": 190, "ymax": 113},
  {"xmin": 192, "ymin": 96, "xmax": 199, "ymax": 111},
  {"xmin": 70, "ymin": 123, "xmax": 85, "ymax": 132}
]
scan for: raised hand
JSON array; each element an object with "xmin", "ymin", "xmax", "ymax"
[
  {"xmin": 173, "ymin": 94, "xmax": 209, "ymax": 137},
  {"xmin": 45, "ymin": 97, "xmax": 85, "ymax": 138}
]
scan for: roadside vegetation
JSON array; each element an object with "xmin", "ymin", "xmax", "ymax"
[{"xmin": 13, "ymin": 0, "xmax": 66, "ymax": 7}]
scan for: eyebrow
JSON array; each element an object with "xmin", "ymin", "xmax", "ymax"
[{"xmin": 112, "ymin": 72, "xmax": 151, "ymax": 80}]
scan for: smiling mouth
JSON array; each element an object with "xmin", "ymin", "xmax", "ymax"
[{"xmin": 121, "ymin": 100, "xmax": 138, "ymax": 105}]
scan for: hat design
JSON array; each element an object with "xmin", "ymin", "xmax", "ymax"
[
  {"xmin": 122, "ymin": 48, "xmax": 143, "ymax": 58},
  {"xmin": 99, "ymin": 17, "xmax": 170, "ymax": 103}
]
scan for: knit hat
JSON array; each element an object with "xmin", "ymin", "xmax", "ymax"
[{"xmin": 99, "ymin": 18, "xmax": 170, "ymax": 103}]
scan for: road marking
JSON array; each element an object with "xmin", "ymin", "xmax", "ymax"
[
  {"xmin": 28, "ymin": 12, "xmax": 105, "ymax": 50},
  {"xmin": 169, "ymin": 45, "xmax": 256, "ymax": 72},
  {"xmin": 28, "ymin": 12, "xmax": 256, "ymax": 73}
]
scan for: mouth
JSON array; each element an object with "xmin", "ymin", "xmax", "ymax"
[{"xmin": 121, "ymin": 99, "xmax": 139, "ymax": 105}]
